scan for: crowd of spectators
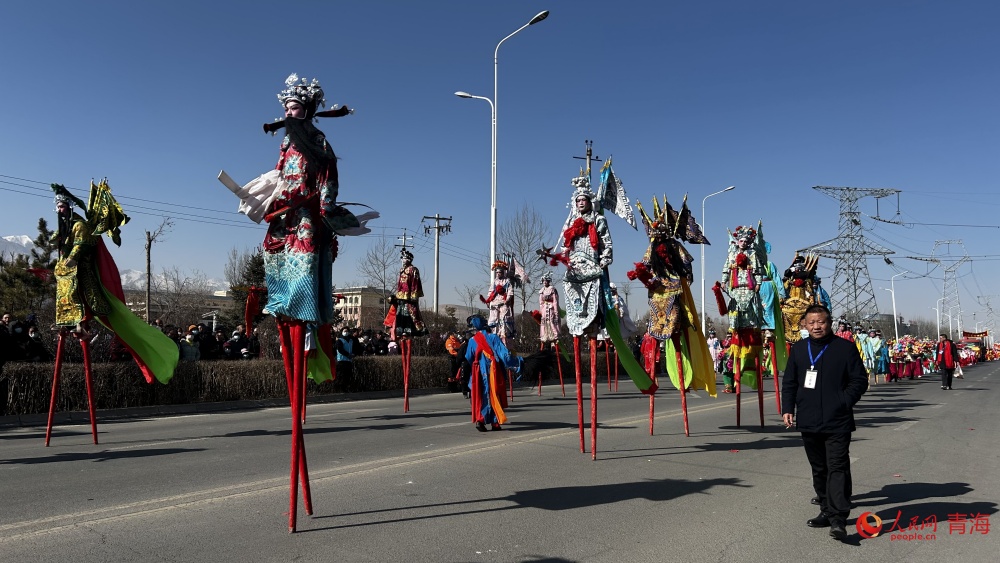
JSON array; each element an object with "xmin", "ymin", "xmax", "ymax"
[{"xmin": 0, "ymin": 312, "xmax": 54, "ymax": 363}]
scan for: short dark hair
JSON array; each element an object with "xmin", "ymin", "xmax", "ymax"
[{"xmin": 804, "ymin": 304, "xmax": 831, "ymax": 320}]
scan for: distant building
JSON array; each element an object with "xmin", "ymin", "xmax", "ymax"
[{"xmin": 336, "ymin": 286, "xmax": 391, "ymax": 329}]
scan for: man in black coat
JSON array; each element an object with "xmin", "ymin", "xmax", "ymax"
[
  {"xmin": 934, "ymin": 333, "xmax": 960, "ymax": 390},
  {"xmin": 781, "ymin": 304, "xmax": 868, "ymax": 541}
]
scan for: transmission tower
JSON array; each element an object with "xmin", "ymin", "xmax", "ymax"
[
  {"xmin": 798, "ymin": 186, "xmax": 899, "ymax": 322},
  {"xmin": 934, "ymin": 240, "xmax": 970, "ymax": 339},
  {"xmin": 978, "ymin": 295, "xmax": 997, "ymax": 336}
]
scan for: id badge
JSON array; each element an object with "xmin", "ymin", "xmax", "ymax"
[{"xmin": 804, "ymin": 370, "xmax": 818, "ymax": 389}]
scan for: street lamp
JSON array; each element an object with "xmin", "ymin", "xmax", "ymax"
[
  {"xmin": 882, "ymin": 288, "xmax": 898, "ymax": 341},
  {"xmin": 456, "ymin": 10, "xmax": 549, "ymax": 277},
  {"xmin": 455, "ymin": 90, "xmax": 494, "ymax": 281},
  {"xmin": 700, "ymin": 186, "xmax": 736, "ymax": 334},
  {"xmin": 948, "ymin": 305, "xmax": 958, "ymax": 339},
  {"xmin": 934, "ymin": 296, "xmax": 944, "ymax": 338}
]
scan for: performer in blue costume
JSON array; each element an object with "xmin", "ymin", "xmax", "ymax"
[{"xmin": 465, "ymin": 314, "xmax": 522, "ymax": 432}]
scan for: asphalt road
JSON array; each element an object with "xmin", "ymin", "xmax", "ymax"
[{"xmin": 2, "ymin": 364, "xmax": 997, "ymax": 562}]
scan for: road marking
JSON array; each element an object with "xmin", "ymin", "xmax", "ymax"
[
  {"xmin": 930, "ymin": 404, "xmax": 945, "ymax": 409},
  {"xmin": 896, "ymin": 420, "xmax": 918, "ymax": 432},
  {"xmin": 418, "ymin": 422, "xmax": 470, "ymax": 430},
  {"xmin": 106, "ymin": 437, "xmax": 209, "ymax": 451}
]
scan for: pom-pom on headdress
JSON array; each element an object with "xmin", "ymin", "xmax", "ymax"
[
  {"xmin": 570, "ymin": 174, "xmax": 596, "ymax": 203},
  {"xmin": 278, "ymin": 73, "xmax": 326, "ymax": 117},
  {"xmin": 492, "ymin": 259, "xmax": 509, "ymax": 272},
  {"xmin": 540, "ymin": 271, "xmax": 553, "ymax": 282},
  {"xmin": 400, "ymin": 249, "xmax": 414, "ymax": 261}
]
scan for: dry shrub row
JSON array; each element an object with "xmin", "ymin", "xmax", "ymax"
[{"xmin": 2, "ymin": 356, "xmax": 454, "ymax": 416}]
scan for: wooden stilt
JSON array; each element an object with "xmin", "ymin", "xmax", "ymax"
[
  {"xmin": 614, "ymin": 348, "xmax": 619, "ymax": 392},
  {"xmin": 402, "ymin": 338, "xmax": 410, "ymax": 413},
  {"xmin": 590, "ymin": 337, "xmax": 598, "ymax": 460},
  {"xmin": 554, "ymin": 342, "xmax": 565, "ymax": 397},
  {"xmin": 80, "ymin": 335, "xmax": 98, "ymax": 444},
  {"xmin": 574, "ymin": 337, "xmax": 583, "ymax": 453},
  {"xmin": 605, "ymin": 341, "xmax": 612, "ymax": 391},
  {"xmin": 44, "ymin": 332, "xmax": 66, "ymax": 447},
  {"xmin": 734, "ymin": 352, "xmax": 742, "ymax": 428},
  {"xmin": 296, "ymin": 327, "xmax": 313, "ymax": 516},
  {"xmin": 755, "ymin": 355, "xmax": 764, "ymax": 427},
  {"xmin": 287, "ymin": 322, "xmax": 303, "ymax": 533},
  {"xmin": 769, "ymin": 340, "xmax": 781, "ymax": 413},
  {"xmin": 673, "ymin": 335, "xmax": 690, "ymax": 437},
  {"xmin": 537, "ymin": 342, "xmax": 543, "ymax": 396},
  {"xmin": 649, "ymin": 395, "xmax": 655, "ymax": 436}
]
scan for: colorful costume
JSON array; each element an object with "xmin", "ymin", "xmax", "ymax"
[
  {"xmin": 46, "ymin": 181, "xmax": 179, "ymax": 446},
  {"xmin": 538, "ymin": 272, "xmax": 561, "ymax": 343},
  {"xmin": 780, "ymin": 254, "xmax": 821, "ymax": 344},
  {"xmin": 465, "ymin": 315, "xmax": 522, "ymax": 431},
  {"xmin": 384, "ymin": 249, "xmax": 426, "ymax": 338},
  {"xmin": 715, "ymin": 223, "xmax": 766, "ymax": 389},
  {"xmin": 481, "ymin": 261, "xmax": 515, "ymax": 343}
]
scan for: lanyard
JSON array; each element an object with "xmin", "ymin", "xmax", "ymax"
[{"xmin": 807, "ymin": 341, "xmax": 830, "ymax": 370}]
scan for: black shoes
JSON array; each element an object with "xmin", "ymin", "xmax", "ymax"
[
  {"xmin": 491, "ymin": 424, "xmax": 502, "ymax": 431},
  {"xmin": 829, "ymin": 518, "xmax": 847, "ymax": 540},
  {"xmin": 476, "ymin": 422, "xmax": 487, "ymax": 432},
  {"xmin": 807, "ymin": 513, "xmax": 831, "ymax": 528},
  {"xmin": 810, "ymin": 496, "xmax": 820, "ymax": 505}
]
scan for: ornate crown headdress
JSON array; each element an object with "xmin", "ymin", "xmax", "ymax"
[
  {"xmin": 540, "ymin": 271, "xmax": 553, "ymax": 282},
  {"xmin": 277, "ymin": 73, "xmax": 326, "ymax": 114},
  {"xmin": 570, "ymin": 173, "xmax": 595, "ymax": 203},
  {"xmin": 400, "ymin": 249, "xmax": 413, "ymax": 261},
  {"xmin": 492, "ymin": 259, "xmax": 509, "ymax": 271}
]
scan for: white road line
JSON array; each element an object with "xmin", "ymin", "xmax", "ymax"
[
  {"xmin": 930, "ymin": 404, "xmax": 945, "ymax": 409},
  {"xmin": 418, "ymin": 422, "xmax": 470, "ymax": 430},
  {"xmin": 106, "ymin": 437, "xmax": 210, "ymax": 451},
  {"xmin": 895, "ymin": 420, "xmax": 918, "ymax": 432}
]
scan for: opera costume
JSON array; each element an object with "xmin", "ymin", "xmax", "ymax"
[
  {"xmin": 46, "ymin": 181, "xmax": 179, "ymax": 446},
  {"xmin": 465, "ymin": 315, "xmax": 522, "ymax": 431},
  {"xmin": 383, "ymin": 248, "xmax": 427, "ymax": 411},
  {"xmin": 538, "ymin": 272, "xmax": 561, "ymax": 343},
  {"xmin": 628, "ymin": 195, "xmax": 716, "ymax": 435},
  {"xmin": 481, "ymin": 261, "xmax": 516, "ymax": 344},
  {"xmin": 219, "ymin": 73, "xmax": 377, "ymax": 532},
  {"xmin": 780, "ymin": 254, "xmax": 821, "ymax": 344}
]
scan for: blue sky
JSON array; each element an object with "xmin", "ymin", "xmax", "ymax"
[{"xmin": 2, "ymin": 1, "xmax": 998, "ymax": 330}]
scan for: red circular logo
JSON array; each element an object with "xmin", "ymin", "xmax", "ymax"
[{"xmin": 856, "ymin": 511, "xmax": 883, "ymax": 539}]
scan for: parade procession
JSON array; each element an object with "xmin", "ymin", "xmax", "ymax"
[{"xmin": 1, "ymin": 3, "xmax": 998, "ymax": 562}]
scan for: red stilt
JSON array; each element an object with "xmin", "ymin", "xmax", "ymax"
[
  {"xmin": 296, "ymin": 329, "xmax": 313, "ymax": 516},
  {"xmin": 769, "ymin": 340, "xmax": 781, "ymax": 414},
  {"xmin": 287, "ymin": 322, "xmax": 304, "ymax": 533},
  {"xmin": 615, "ymin": 348, "xmax": 618, "ymax": 393},
  {"xmin": 649, "ymin": 395, "xmax": 655, "ymax": 436},
  {"xmin": 672, "ymin": 335, "xmax": 690, "ymax": 437},
  {"xmin": 45, "ymin": 332, "xmax": 67, "ymax": 447},
  {"xmin": 755, "ymin": 355, "xmax": 765, "ymax": 427},
  {"xmin": 537, "ymin": 342, "xmax": 543, "ymax": 396},
  {"xmin": 590, "ymin": 337, "xmax": 598, "ymax": 461},
  {"xmin": 734, "ymin": 353, "xmax": 742, "ymax": 428},
  {"xmin": 80, "ymin": 335, "xmax": 98, "ymax": 444},
  {"xmin": 574, "ymin": 337, "xmax": 584, "ymax": 453},
  {"xmin": 554, "ymin": 342, "xmax": 565, "ymax": 397},
  {"xmin": 402, "ymin": 338, "xmax": 410, "ymax": 413},
  {"xmin": 605, "ymin": 341, "xmax": 612, "ymax": 391},
  {"xmin": 509, "ymin": 353, "xmax": 515, "ymax": 403}
]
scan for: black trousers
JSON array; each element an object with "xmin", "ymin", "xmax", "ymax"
[
  {"xmin": 801, "ymin": 431, "xmax": 852, "ymax": 520},
  {"xmin": 941, "ymin": 368, "xmax": 954, "ymax": 389}
]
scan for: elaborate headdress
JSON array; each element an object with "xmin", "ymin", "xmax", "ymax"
[
  {"xmin": 540, "ymin": 271, "xmax": 553, "ymax": 282},
  {"xmin": 278, "ymin": 73, "xmax": 326, "ymax": 118},
  {"xmin": 732, "ymin": 225, "xmax": 757, "ymax": 244},
  {"xmin": 570, "ymin": 174, "xmax": 595, "ymax": 203},
  {"xmin": 51, "ymin": 183, "xmax": 85, "ymax": 210},
  {"xmin": 400, "ymin": 249, "xmax": 414, "ymax": 261},
  {"xmin": 492, "ymin": 259, "xmax": 508, "ymax": 272}
]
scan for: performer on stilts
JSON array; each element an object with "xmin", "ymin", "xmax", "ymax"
[
  {"xmin": 757, "ymin": 230, "xmax": 788, "ymax": 414},
  {"xmin": 628, "ymin": 195, "xmax": 716, "ymax": 437},
  {"xmin": 536, "ymin": 271, "xmax": 564, "ymax": 396},
  {"xmin": 384, "ymin": 248, "xmax": 427, "ymax": 412},
  {"xmin": 47, "ymin": 181, "xmax": 179, "ymax": 446},
  {"xmin": 712, "ymin": 222, "xmax": 768, "ymax": 427},
  {"xmin": 221, "ymin": 73, "xmax": 376, "ymax": 532}
]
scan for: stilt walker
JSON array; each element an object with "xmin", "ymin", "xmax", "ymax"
[
  {"xmin": 222, "ymin": 73, "xmax": 377, "ymax": 532},
  {"xmin": 628, "ymin": 194, "xmax": 716, "ymax": 437},
  {"xmin": 384, "ymin": 248, "xmax": 428, "ymax": 413},
  {"xmin": 757, "ymin": 228, "xmax": 787, "ymax": 414},
  {"xmin": 47, "ymin": 182, "xmax": 179, "ymax": 446},
  {"xmin": 543, "ymin": 155, "xmax": 654, "ymax": 459},
  {"xmin": 713, "ymin": 222, "xmax": 769, "ymax": 428}
]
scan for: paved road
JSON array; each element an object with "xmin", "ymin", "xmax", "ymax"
[{"xmin": 2, "ymin": 364, "xmax": 997, "ymax": 562}]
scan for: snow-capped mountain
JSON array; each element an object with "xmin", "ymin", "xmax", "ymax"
[{"xmin": 0, "ymin": 235, "xmax": 34, "ymax": 258}]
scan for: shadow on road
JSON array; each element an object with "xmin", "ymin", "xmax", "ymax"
[
  {"xmin": 0, "ymin": 447, "xmax": 206, "ymax": 465},
  {"xmin": 304, "ymin": 476, "xmax": 747, "ymax": 531}
]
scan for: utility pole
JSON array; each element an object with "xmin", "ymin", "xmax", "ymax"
[
  {"xmin": 572, "ymin": 139, "xmax": 602, "ymax": 186},
  {"xmin": 392, "ymin": 228, "xmax": 414, "ymax": 309},
  {"xmin": 144, "ymin": 218, "xmax": 172, "ymax": 323},
  {"xmin": 422, "ymin": 214, "xmax": 453, "ymax": 316}
]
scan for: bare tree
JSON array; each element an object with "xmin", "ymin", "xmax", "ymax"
[
  {"xmin": 356, "ymin": 233, "xmax": 396, "ymax": 317},
  {"xmin": 151, "ymin": 266, "xmax": 212, "ymax": 327},
  {"xmin": 497, "ymin": 203, "xmax": 553, "ymax": 312},
  {"xmin": 144, "ymin": 218, "xmax": 173, "ymax": 322},
  {"xmin": 456, "ymin": 282, "xmax": 482, "ymax": 318}
]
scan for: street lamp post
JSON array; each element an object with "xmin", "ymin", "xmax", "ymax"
[
  {"xmin": 935, "ymin": 297, "xmax": 944, "ymax": 338},
  {"xmin": 883, "ymin": 288, "xmax": 898, "ymax": 341},
  {"xmin": 700, "ymin": 186, "xmax": 736, "ymax": 334},
  {"xmin": 457, "ymin": 10, "xmax": 548, "ymax": 278},
  {"xmin": 948, "ymin": 306, "xmax": 958, "ymax": 339}
]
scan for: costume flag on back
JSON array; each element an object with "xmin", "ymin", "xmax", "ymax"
[{"xmin": 597, "ymin": 157, "xmax": 638, "ymax": 230}]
